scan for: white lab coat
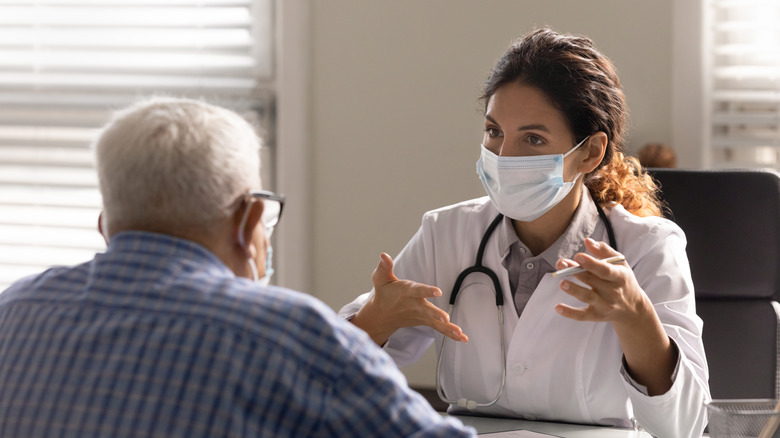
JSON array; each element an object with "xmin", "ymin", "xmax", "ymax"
[{"xmin": 340, "ymin": 194, "xmax": 710, "ymax": 438}]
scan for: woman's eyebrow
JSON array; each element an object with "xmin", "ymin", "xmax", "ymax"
[
  {"xmin": 484, "ymin": 114, "xmax": 499, "ymax": 125},
  {"xmin": 484, "ymin": 115, "xmax": 550, "ymax": 133},
  {"xmin": 517, "ymin": 124, "xmax": 550, "ymax": 132},
  {"xmin": 485, "ymin": 114, "xmax": 550, "ymax": 132},
  {"xmin": 485, "ymin": 114, "xmax": 550, "ymax": 133}
]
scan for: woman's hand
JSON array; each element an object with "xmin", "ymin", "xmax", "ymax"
[
  {"xmin": 553, "ymin": 238, "xmax": 644, "ymax": 324},
  {"xmin": 554, "ymin": 238, "xmax": 677, "ymax": 396},
  {"xmin": 351, "ymin": 253, "xmax": 468, "ymax": 346}
]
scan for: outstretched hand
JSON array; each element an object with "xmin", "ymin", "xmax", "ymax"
[{"xmin": 351, "ymin": 253, "xmax": 468, "ymax": 346}]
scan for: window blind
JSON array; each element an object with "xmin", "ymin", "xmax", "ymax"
[
  {"xmin": 707, "ymin": 0, "xmax": 780, "ymax": 168},
  {"xmin": 0, "ymin": 0, "xmax": 274, "ymax": 291}
]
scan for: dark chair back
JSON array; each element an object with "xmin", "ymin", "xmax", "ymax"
[{"xmin": 650, "ymin": 168, "xmax": 780, "ymax": 399}]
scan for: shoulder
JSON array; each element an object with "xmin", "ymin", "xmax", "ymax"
[
  {"xmin": 200, "ymin": 279, "xmax": 363, "ymax": 344},
  {"xmin": 608, "ymin": 205, "xmax": 685, "ymax": 249},
  {"xmin": 420, "ymin": 196, "xmax": 498, "ymax": 230},
  {"xmin": 0, "ymin": 263, "xmax": 91, "ymax": 304},
  {"xmin": 204, "ymin": 280, "xmax": 381, "ymax": 372},
  {"xmin": 606, "ymin": 205, "xmax": 690, "ymax": 280}
]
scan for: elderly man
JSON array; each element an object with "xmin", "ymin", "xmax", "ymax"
[{"xmin": 0, "ymin": 98, "xmax": 474, "ymax": 437}]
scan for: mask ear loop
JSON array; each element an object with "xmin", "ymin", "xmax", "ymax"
[
  {"xmin": 247, "ymin": 258, "xmax": 259, "ymax": 282},
  {"xmin": 237, "ymin": 197, "xmax": 259, "ymax": 281},
  {"xmin": 563, "ymin": 135, "xmax": 591, "ymax": 158},
  {"xmin": 237, "ymin": 196, "xmax": 255, "ymax": 248},
  {"xmin": 562, "ymin": 135, "xmax": 591, "ymax": 183}
]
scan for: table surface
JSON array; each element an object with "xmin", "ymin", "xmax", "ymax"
[{"xmin": 451, "ymin": 415, "xmax": 656, "ymax": 437}]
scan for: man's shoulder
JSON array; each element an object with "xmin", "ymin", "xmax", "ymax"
[
  {"xmin": 0, "ymin": 263, "xmax": 90, "ymax": 303},
  {"xmin": 224, "ymin": 283, "xmax": 339, "ymax": 333},
  {"xmin": 200, "ymin": 280, "xmax": 369, "ymax": 353}
]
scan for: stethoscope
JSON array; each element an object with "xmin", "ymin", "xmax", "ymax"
[{"xmin": 435, "ymin": 203, "xmax": 617, "ymax": 410}]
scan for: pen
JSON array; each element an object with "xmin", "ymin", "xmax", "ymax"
[{"xmin": 551, "ymin": 255, "xmax": 626, "ymax": 277}]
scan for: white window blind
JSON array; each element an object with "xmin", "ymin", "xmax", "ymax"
[
  {"xmin": 707, "ymin": 0, "xmax": 780, "ymax": 168},
  {"xmin": 0, "ymin": 0, "xmax": 274, "ymax": 291}
]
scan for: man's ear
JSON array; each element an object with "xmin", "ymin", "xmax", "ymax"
[
  {"xmin": 235, "ymin": 199, "xmax": 264, "ymax": 256},
  {"xmin": 578, "ymin": 132, "xmax": 608, "ymax": 174},
  {"xmin": 97, "ymin": 211, "xmax": 108, "ymax": 244}
]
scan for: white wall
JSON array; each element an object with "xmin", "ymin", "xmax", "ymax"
[{"xmin": 282, "ymin": 0, "xmax": 677, "ymax": 387}]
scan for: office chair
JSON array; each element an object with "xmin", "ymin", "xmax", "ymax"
[{"xmin": 649, "ymin": 168, "xmax": 780, "ymax": 400}]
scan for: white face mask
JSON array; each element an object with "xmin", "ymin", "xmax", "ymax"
[
  {"xmin": 238, "ymin": 202, "xmax": 273, "ymax": 285},
  {"xmin": 243, "ymin": 247, "xmax": 273, "ymax": 285},
  {"xmin": 258, "ymin": 246, "xmax": 274, "ymax": 286},
  {"xmin": 475, "ymin": 136, "xmax": 589, "ymax": 222}
]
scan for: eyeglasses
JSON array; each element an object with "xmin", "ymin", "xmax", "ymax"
[{"xmin": 248, "ymin": 190, "xmax": 285, "ymax": 231}]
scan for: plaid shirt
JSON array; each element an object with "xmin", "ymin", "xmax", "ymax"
[{"xmin": 0, "ymin": 231, "xmax": 474, "ymax": 438}]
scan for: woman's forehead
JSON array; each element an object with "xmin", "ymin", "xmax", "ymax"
[{"xmin": 486, "ymin": 83, "xmax": 570, "ymax": 132}]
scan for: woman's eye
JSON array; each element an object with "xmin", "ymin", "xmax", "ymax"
[
  {"xmin": 527, "ymin": 135, "xmax": 544, "ymax": 145},
  {"xmin": 484, "ymin": 127, "xmax": 502, "ymax": 138}
]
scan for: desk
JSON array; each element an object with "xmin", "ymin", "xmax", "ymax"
[{"xmin": 452, "ymin": 415, "xmax": 653, "ymax": 437}]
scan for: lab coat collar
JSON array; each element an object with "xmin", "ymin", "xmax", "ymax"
[{"xmin": 497, "ymin": 186, "xmax": 601, "ymax": 266}]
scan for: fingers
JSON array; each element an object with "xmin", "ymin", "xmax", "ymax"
[
  {"xmin": 555, "ymin": 239, "xmax": 622, "ymax": 276},
  {"xmin": 555, "ymin": 239, "xmax": 643, "ymax": 324},
  {"xmin": 438, "ymin": 321, "xmax": 469, "ymax": 342},
  {"xmin": 556, "ymin": 281, "xmax": 600, "ymax": 321},
  {"xmin": 448, "ymin": 325, "xmax": 469, "ymax": 343},
  {"xmin": 554, "ymin": 303, "xmax": 593, "ymax": 321},
  {"xmin": 371, "ymin": 252, "xmax": 398, "ymax": 287},
  {"xmin": 432, "ymin": 318, "xmax": 469, "ymax": 343},
  {"xmin": 424, "ymin": 302, "xmax": 469, "ymax": 342},
  {"xmin": 555, "ymin": 258, "xmax": 578, "ymax": 271},
  {"xmin": 582, "ymin": 237, "xmax": 618, "ymax": 258},
  {"xmin": 369, "ymin": 251, "xmax": 466, "ymax": 342},
  {"xmin": 372, "ymin": 253, "xmax": 443, "ymax": 299},
  {"xmin": 571, "ymin": 241, "xmax": 626, "ymax": 281},
  {"xmin": 409, "ymin": 282, "xmax": 444, "ymax": 299},
  {"xmin": 559, "ymin": 280, "xmax": 597, "ymax": 304}
]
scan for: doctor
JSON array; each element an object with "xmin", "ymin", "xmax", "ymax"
[{"xmin": 340, "ymin": 28, "xmax": 710, "ymax": 438}]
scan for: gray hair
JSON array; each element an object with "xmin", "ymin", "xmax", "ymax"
[{"xmin": 95, "ymin": 97, "xmax": 261, "ymax": 232}]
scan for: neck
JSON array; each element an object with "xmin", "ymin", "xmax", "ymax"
[
  {"xmin": 110, "ymin": 218, "xmax": 249, "ymax": 277},
  {"xmin": 512, "ymin": 183, "xmax": 583, "ymax": 255},
  {"xmin": 203, "ymin": 225, "xmax": 254, "ymax": 279}
]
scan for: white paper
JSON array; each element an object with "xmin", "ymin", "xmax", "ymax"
[{"xmin": 479, "ymin": 430, "xmax": 558, "ymax": 437}]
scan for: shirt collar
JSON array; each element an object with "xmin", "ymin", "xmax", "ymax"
[
  {"xmin": 550, "ymin": 186, "xmax": 600, "ymax": 263},
  {"xmin": 498, "ymin": 185, "xmax": 600, "ymax": 264},
  {"xmin": 105, "ymin": 231, "xmax": 234, "ymax": 277}
]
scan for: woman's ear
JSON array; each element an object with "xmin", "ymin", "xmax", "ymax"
[
  {"xmin": 578, "ymin": 132, "xmax": 608, "ymax": 174},
  {"xmin": 235, "ymin": 199, "xmax": 265, "ymax": 257}
]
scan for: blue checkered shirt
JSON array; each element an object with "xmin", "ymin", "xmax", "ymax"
[{"xmin": 0, "ymin": 231, "xmax": 474, "ymax": 438}]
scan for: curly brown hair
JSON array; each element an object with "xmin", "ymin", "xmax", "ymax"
[{"xmin": 480, "ymin": 28, "xmax": 662, "ymax": 217}]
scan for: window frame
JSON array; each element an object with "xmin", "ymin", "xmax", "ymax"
[{"xmin": 0, "ymin": 0, "xmax": 277, "ymax": 291}]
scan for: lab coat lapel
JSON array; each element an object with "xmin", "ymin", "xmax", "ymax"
[{"xmin": 503, "ymin": 273, "xmax": 596, "ymax": 420}]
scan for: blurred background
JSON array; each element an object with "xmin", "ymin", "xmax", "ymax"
[{"xmin": 1, "ymin": 0, "xmax": 777, "ymax": 388}]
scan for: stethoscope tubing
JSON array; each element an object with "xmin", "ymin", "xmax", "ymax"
[
  {"xmin": 436, "ymin": 304, "xmax": 506, "ymax": 409},
  {"xmin": 436, "ymin": 203, "xmax": 616, "ymax": 409}
]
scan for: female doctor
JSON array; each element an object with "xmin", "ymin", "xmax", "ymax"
[{"xmin": 340, "ymin": 28, "xmax": 710, "ymax": 437}]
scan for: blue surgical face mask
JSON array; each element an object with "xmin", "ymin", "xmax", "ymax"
[
  {"xmin": 475, "ymin": 136, "xmax": 589, "ymax": 221},
  {"xmin": 238, "ymin": 200, "xmax": 273, "ymax": 285},
  {"xmin": 258, "ymin": 245, "xmax": 274, "ymax": 287}
]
